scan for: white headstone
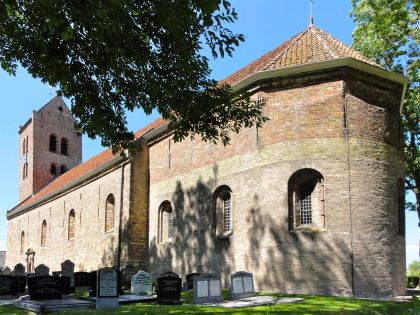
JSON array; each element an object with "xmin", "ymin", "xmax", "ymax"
[
  {"xmin": 131, "ymin": 270, "xmax": 152, "ymax": 295},
  {"xmin": 230, "ymin": 271, "xmax": 255, "ymax": 300}
]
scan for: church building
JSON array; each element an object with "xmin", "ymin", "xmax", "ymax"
[{"xmin": 5, "ymin": 25, "xmax": 407, "ymax": 298}]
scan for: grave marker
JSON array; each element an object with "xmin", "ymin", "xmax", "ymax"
[
  {"xmin": 27, "ymin": 276, "xmax": 64, "ymax": 300},
  {"xmin": 74, "ymin": 272, "xmax": 92, "ymax": 288},
  {"xmin": 186, "ymin": 272, "xmax": 200, "ymax": 290},
  {"xmin": 34, "ymin": 264, "xmax": 49, "ymax": 276},
  {"xmin": 193, "ymin": 274, "xmax": 222, "ymax": 304},
  {"xmin": 88, "ymin": 271, "xmax": 97, "ymax": 297},
  {"xmin": 156, "ymin": 272, "xmax": 182, "ymax": 305},
  {"xmin": 96, "ymin": 267, "xmax": 119, "ymax": 310},
  {"xmin": 61, "ymin": 260, "xmax": 75, "ymax": 290},
  {"xmin": 0, "ymin": 275, "xmax": 19, "ymax": 296},
  {"xmin": 230, "ymin": 271, "xmax": 255, "ymax": 300},
  {"xmin": 13, "ymin": 263, "xmax": 26, "ymax": 276},
  {"xmin": 2, "ymin": 267, "xmax": 12, "ymax": 275},
  {"xmin": 131, "ymin": 270, "xmax": 152, "ymax": 295}
]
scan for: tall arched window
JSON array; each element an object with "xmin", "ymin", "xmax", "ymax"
[
  {"xmin": 49, "ymin": 134, "xmax": 57, "ymax": 152},
  {"xmin": 23, "ymin": 139, "xmax": 26, "ymax": 155},
  {"xmin": 50, "ymin": 164, "xmax": 57, "ymax": 175},
  {"xmin": 213, "ymin": 185, "xmax": 233, "ymax": 237},
  {"xmin": 20, "ymin": 231, "xmax": 25, "ymax": 254},
  {"xmin": 26, "ymin": 135, "xmax": 28, "ymax": 153},
  {"xmin": 105, "ymin": 194, "xmax": 115, "ymax": 232},
  {"xmin": 41, "ymin": 220, "xmax": 47, "ymax": 246},
  {"xmin": 61, "ymin": 138, "xmax": 68, "ymax": 155},
  {"xmin": 288, "ymin": 169, "xmax": 325, "ymax": 231},
  {"xmin": 22, "ymin": 165, "xmax": 26, "ymax": 180},
  {"xmin": 60, "ymin": 165, "xmax": 67, "ymax": 174},
  {"xmin": 68, "ymin": 209, "xmax": 75, "ymax": 240},
  {"xmin": 158, "ymin": 201, "xmax": 173, "ymax": 243}
]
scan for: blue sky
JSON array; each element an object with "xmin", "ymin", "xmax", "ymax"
[{"xmin": 0, "ymin": 0, "xmax": 418, "ymax": 267}]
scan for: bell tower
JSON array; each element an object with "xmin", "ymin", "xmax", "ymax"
[{"xmin": 18, "ymin": 96, "xmax": 82, "ymax": 202}]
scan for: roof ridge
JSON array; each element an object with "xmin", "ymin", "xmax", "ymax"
[{"xmin": 262, "ymin": 28, "xmax": 309, "ymax": 71}]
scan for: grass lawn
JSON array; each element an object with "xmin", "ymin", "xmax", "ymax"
[{"xmin": 1, "ymin": 291, "xmax": 419, "ymax": 314}]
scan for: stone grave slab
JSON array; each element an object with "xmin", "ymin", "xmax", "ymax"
[
  {"xmin": 131, "ymin": 270, "xmax": 152, "ymax": 295},
  {"xmin": 74, "ymin": 271, "xmax": 92, "ymax": 292},
  {"xmin": 186, "ymin": 272, "xmax": 200, "ymax": 290},
  {"xmin": 206, "ymin": 296, "xmax": 274, "ymax": 308},
  {"xmin": 81, "ymin": 294, "xmax": 158, "ymax": 304},
  {"xmin": 275, "ymin": 297, "xmax": 304, "ymax": 304},
  {"xmin": 0, "ymin": 297, "xmax": 17, "ymax": 306},
  {"xmin": 2, "ymin": 267, "xmax": 12, "ymax": 275},
  {"xmin": 14, "ymin": 295, "xmax": 95, "ymax": 313},
  {"xmin": 27, "ymin": 276, "xmax": 64, "ymax": 300},
  {"xmin": 193, "ymin": 274, "xmax": 222, "ymax": 304},
  {"xmin": 96, "ymin": 267, "xmax": 119, "ymax": 310},
  {"xmin": 0, "ymin": 275, "xmax": 19, "ymax": 296},
  {"xmin": 156, "ymin": 272, "xmax": 182, "ymax": 305},
  {"xmin": 13, "ymin": 264, "xmax": 25, "ymax": 277},
  {"xmin": 34, "ymin": 264, "xmax": 49, "ymax": 276},
  {"xmin": 230, "ymin": 271, "xmax": 256, "ymax": 300}
]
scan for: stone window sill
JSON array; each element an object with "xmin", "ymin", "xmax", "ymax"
[
  {"xmin": 158, "ymin": 238, "xmax": 173, "ymax": 246},
  {"xmin": 289, "ymin": 226, "xmax": 326, "ymax": 234},
  {"xmin": 105, "ymin": 229, "xmax": 114, "ymax": 234},
  {"xmin": 215, "ymin": 230, "xmax": 233, "ymax": 239}
]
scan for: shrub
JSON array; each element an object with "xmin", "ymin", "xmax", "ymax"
[{"xmin": 407, "ymin": 276, "xmax": 419, "ymax": 288}]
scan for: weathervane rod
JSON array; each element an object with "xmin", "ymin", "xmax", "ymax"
[{"xmin": 309, "ymin": 0, "xmax": 314, "ymax": 26}]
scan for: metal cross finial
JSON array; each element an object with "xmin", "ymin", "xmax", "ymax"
[{"xmin": 309, "ymin": 0, "xmax": 314, "ymax": 26}]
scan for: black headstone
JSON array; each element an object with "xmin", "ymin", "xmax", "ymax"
[
  {"xmin": 60, "ymin": 276, "xmax": 71, "ymax": 295},
  {"xmin": 27, "ymin": 276, "xmax": 64, "ymax": 300},
  {"xmin": 16, "ymin": 276, "xmax": 26, "ymax": 293},
  {"xmin": 0, "ymin": 275, "xmax": 19, "ymax": 296},
  {"xmin": 74, "ymin": 272, "xmax": 92, "ymax": 288},
  {"xmin": 88, "ymin": 271, "xmax": 97, "ymax": 297},
  {"xmin": 157, "ymin": 273, "xmax": 182, "ymax": 305}
]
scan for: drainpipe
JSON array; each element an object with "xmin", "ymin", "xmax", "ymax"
[{"xmin": 117, "ymin": 161, "xmax": 127, "ymax": 271}]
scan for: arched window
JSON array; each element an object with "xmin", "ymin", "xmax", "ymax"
[
  {"xmin": 105, "ymin": 194, "xmax": 115, "ymax": 232},
  {"xmin": 25, "ymin": 164, "xmax": 28, "ymax": 179},
  {"xmin": 68, "ymin": 209, "xmax": 75, "ymax": 240},
  {"xmin": 50, "ymin": 164, "xmax": 57, "ymax": 175},
  {"xmin": 158, "ymin": 201, "xmax": 173, "ymax": 243},
  {"xmin": 213, "ymin": 185, "xmax": 233, "ymax": 237},
  {"xmin": 61, "ymin": 138, "xmax": 68, "ymax": 155},
  {"xmin": 288, "ymin": 169, "xmax": 325, "ymax": 231},
  {"xmin": 20, "ymin": 231, "xmax": 25, "ymax": 254},
  {"xmin": 22, "ymin": 165, "xmax": 26, "ymax": 180},
  {"xmin": 41, "ymin": 220, "xmax": 47, "ymax": 246},
  {"xmin": 23, "ymin": 139, "xmax": 26, "ymax": 155},
  {"xmin": 49, "ymin": 134, "xmax": 57, "ymax": 152},
  {"xmin": 60, "ymin": 165, "xmax": 67, "ymax": 174}
]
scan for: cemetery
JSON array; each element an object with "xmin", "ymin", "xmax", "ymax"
[{"xmin": 0, "ymin": 262, "xmax": 419, "ymax": 314}]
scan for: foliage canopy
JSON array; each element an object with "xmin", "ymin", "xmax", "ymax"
[{"xmin": 0, "ymin": 0, "xmax": 267, "ymax": 152}]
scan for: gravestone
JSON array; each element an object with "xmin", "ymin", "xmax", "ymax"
[
  {"xmin": 74, "ymin": 272, "xmax": 92, "ymax": 289},
  {"xmin": 52, "ymin": 271, "xmax": 61, "ymax": 277},
  {"xmin": 13, "ymin": 263, "xmax": 26, "ymax": 276},
  {"xmin": 96, "ymin": 267, "xmax": 119, "ymax": 310},
  {"xmin": 34, "ymin": 264, "xmax": 49, "ymax": 276},
  {"xmin": 0, "ymin": 275, "xmax": 19, "ymax": 296},
  {"xmin": 193, "ymin": 274, "xmax": 222, "ymax": 304},
  {"xmin": 2, "ymin": 267, "xmax": 12, "ymax": 275},
  {"xmin": 16, "ymin": 276, "xmax": 26, "ymax": 294},
  {"xmin": 156, "ymin": 272, "xmax": 182, "ymax": 305},
  {"xmin": 27, "ymin": 276, "xmax": 64, "ymax": 300},
  {"xmin": 186, "ymin": 273, "xmax": 200, "ymax": 290},
  {"xmin": 131, "ymin": 270, "xmax": 152, "ymax": 295},
  {"xmin": 230, "ymin": 271, "xmax": 256, "ymax": 300},
  {"xmin": 61, "ymin": 260, "xmax": 75, "ymax": 290},
  {"xmin": 88, "ymin": 271, "xmax": 97, "ymax": 297}
]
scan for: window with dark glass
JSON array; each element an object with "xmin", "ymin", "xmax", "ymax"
[
  {"xmin": 60, "ymin": 165, "xmax": 67, "ymax": 174},
  {"xmin": 158, "ymin": 201, "xmax": 173, "ymax": 243},
  {"xmin": 49, "ymin": 134, "xmax": 57, "ymax": 152},
  {"xmin": 61, "ymin": 138, "xmax": 68, "ymax": 155},
  {"xmin": 105, "ymin": 194, "xmax": 115, "ymax": 232}
]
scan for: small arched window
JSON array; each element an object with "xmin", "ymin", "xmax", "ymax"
[
  {"xmin": 41, "ymin": 220, "xmax": 47, "ymax": 246},
  {"xmin": 60, "ymin": 165, "xmax": 67, "ymax": 175},
  {"xmin": 68, "ymin": 209, "xmax": 75, "ymax": 240},
  {"xmin": 158, "ymin": 201, "xmax": 173, "ymax": 243},
  {"xmin": 288, "ymin": 169, "xmax": 325, "ymax": 231},
  {"xmin": 50, "ymin": 164, "xmax": 57, "ymax": 175},
  {"xmin": 105, "ymin": 194, "xmax": 115, "ymax": 232},
  {"xmin": 61, "ymin": 138, "xmax": 68, "ymax": 155},
  {"xmin": 213, "ymin": 186, "xmax": 233, "ymax": 237},
  {"xmin": 20, "ymin": 231, "xmax": 25, "ymax": 254},
  {"xmin": 49, "ymin": 134, "xmax": 57, "ymax": 152},
  {"xmin": 23, "ymin": 139, "xmax": 26, "ymax": 155}
]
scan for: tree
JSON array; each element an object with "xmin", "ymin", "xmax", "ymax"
[
  {"xmin": 0, "ymin": 0, "xmax": 267, "ymax": 152},
  {"xmin": 351, "ymin": 0, "xmax": 420, "ymax": 225},
  {"xmin": 408, "ymin": 260, "xmax": 420, "ymax": 277}
]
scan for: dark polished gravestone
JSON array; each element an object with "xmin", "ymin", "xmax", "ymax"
[
  {"xmin": 13, "ymin": 263, "xmax": 26, "ymax": 277},
  {"xmin": 193, "ymin": 274, "xmax": 223, "ymax": 304},
  {"xmin": 74, "ymin": 272, "xmax": 92, "ymax": 289},
  {"xmin": 27, "ymin": 276, "xmax": 70, "ymax": 300},
  {"xmin": 16, "ymin": 276, "xmax": 26, "ymax": 294},
  {"xmin": 186, "ymin": 273, "xmax": 200, "ymax": 291},
  {"xmin": 230, "ymin": 271, "xmax": 256, "ymax": 300},
  {"xmin": 96, "ymin": 267, "xmax": 119, "ymax": 310},
  {"xmin": 0, "ymin": 275, "xmax": 19, "ymax": 296},
  {"xmin": 34, "ymin": 264, "xmax": 50, "ymax": 276},
  {"xmin": 156, "ymin": 272, "xmax": 182, "ymax": 305},
  {"xmin": 88, "ymin": 271, "xmax": 97, "ymax": 297}
]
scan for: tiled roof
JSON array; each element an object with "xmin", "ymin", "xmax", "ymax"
[
  {"xmin": 10, "ymin": 25, "xmax": 379, "ymax": 214},
  {"xmin": 220, "ymin": 25, "xmax": 380, "ymax": 86},
  {"xmin": 10, "ymin": 117, "xmax": 165, "ymax": 213}
]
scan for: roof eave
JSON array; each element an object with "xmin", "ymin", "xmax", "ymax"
[
  {"xmin": 7, "ymin": 155, "xmax": 128, "ymax": 220},
  {"xmin": 231, "ymin": 57, "xmax": 408, "ymax": 112}
]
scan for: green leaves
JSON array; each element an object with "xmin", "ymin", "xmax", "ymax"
[
  {"xmin": 0, "ymin": 0, "xmax": 259, "ymax": 154},
  {"xmin": 352, "ymin": 0, "xmax": 420, "ymax": 222}
]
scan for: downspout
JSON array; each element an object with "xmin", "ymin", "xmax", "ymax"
[
  {"xmin": 343, "ymin": 80, "xmax": 355, "ymax": 298},
  {"xmin": 117, "ymin": 162, "xmax": 126, "ymax": 271}
]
